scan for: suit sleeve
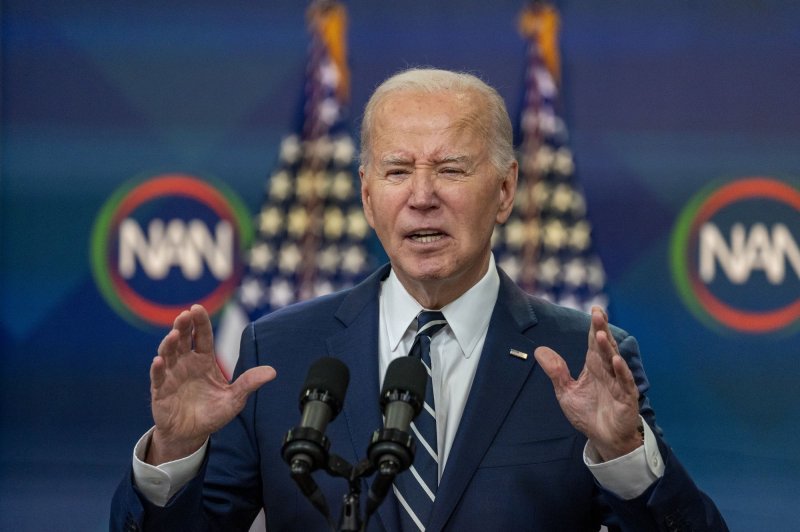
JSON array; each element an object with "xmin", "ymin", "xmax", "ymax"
[{"xmin": 599, "ymin": 333, "xmax": 729, "ymax": 532}]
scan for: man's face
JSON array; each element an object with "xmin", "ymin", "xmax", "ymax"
[{"xmin": 360, "ymin": 89, "xmax": 517, "ymax": 307}]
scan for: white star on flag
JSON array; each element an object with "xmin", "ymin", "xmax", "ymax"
[
  {"xmin": 215, "ymin": 0, "xmax": 376, "ymax": 384},
  {"xmin": 493, "ymin": 2, "xmax": 608, "ymax": 313}
]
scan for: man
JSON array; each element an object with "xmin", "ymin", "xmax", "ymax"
[{"xmin": 111, "ymin": 68, "xmax": 728, "ymax": 531}]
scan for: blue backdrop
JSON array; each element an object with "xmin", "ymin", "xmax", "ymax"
[{"xmin": 1, "ymin": 1, "xmax": 798, "ymax": 530}]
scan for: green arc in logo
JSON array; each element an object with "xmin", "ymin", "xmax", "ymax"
[
  {"xmin": 90, "ymin": 173, "xmax": 253, "ymax": 329},
  {"xmin": 670, "ymin": 177, "xmax": 800, "ymax": 334}
]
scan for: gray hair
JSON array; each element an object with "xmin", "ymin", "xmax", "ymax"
[{"xmin": 359, "ymin": 68, "xmax": 515, "ymax": 176}]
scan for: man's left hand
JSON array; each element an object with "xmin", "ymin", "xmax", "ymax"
[{"xmin": 534, "ymin": 306, "xmax": 642, "ymax": 461}]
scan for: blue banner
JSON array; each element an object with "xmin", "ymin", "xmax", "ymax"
[{"xmin": 1, "ymin": 2, "xmax": 798, "ymax": 530}]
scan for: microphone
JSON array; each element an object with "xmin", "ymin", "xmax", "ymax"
[
  {"xmin": 282, "ymin": 356, "xmax": 350, "ymax": 471},
  {"xmin": 380, "ymin": 356, "xmax": 427, "ymax": 435},
  {"xmin": 282, "ymin": 357, "xmax": 349, "ymax": 525},
  {"xmin": 366, "ymin": 356, "xmax": 428, "ymax": 516}
]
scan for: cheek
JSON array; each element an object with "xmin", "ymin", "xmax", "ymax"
[
  {"xmin": 362, "ymin": 200, "xmax": 375, "ymax": 229},
  {"xmin": 362, "ymin": 184, "xmax": 392, "ymax": 230},
  {"xmin": 465, "ymin": 195, "xmax": 500, "ymax": 227},
  {"xmin": 367, "ymin": 197, "xmax": 398, "ymax": 236},
  {"xmin": 462, "ymin": 206, "xmax": 502, "ymax": 247}
]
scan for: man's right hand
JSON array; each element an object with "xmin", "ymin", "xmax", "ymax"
[{"xmin": 146, "ymin": 304, "xmax": 276, "ymax": 465}]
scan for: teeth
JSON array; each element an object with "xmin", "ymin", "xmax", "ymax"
[{"xmin": 411, "ymin": 232, "xmax": 443, "ymax": 243}]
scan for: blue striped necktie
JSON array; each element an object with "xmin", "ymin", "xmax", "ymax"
[{"xmin": 395, "ymin": 310, "xmax": 448, "ymax": 531}]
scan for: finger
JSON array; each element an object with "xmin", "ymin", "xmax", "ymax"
[
  {"xmin": 173, "ymin": 309, "xmax": 193, "ymax": 355},
  {"xmin": 611, "ymin": 354, "xmax": 638, "ymax": 398},
  {"xmin": 586, "ymin": 308, "xmax": 606, "ymax": 363},
  {"xmin": 157, "ymin": 328, "xmax": 184, "ymax": 370},
  {"xmin": 533, "ymin": 346, "xmax": 573, "ymax": 393},
  {"xmin": 585, "ymin": 332, "xmax": 618, "ymax": 384},
  {"xmin": 150, "ymin": 355, "xmax": 166, "ymax": 390},
  {"xmin": 231, "ymin": 365, "xmax": 277, "ymax": 399},
  {"xmin": 595, "ymin": 329, "xmax": 620, "ymax": 365},
  {"xmin": 591, "ymin": 306, "xmax": 618, "ymax": 352},
  {"xmin": 157, "ymin": 328, "xmax": 177, "ymax": 358},
  {"xmin": 190, "ymin": 304, "xmax": 215, "ymax": 354},
  {"xmin": 588, "ymin": 308, "xmax": 615, "ymax": 373}
]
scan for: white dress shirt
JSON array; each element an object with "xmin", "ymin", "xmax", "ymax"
[
  {"xmin": 133, "ymin": 254, "xmax": 664, "ymax": 507},
  {"xmin": 378, "ymin": 256, "xmax": 497, "ymax": 477}
]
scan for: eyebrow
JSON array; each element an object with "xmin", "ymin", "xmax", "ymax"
[
  {"xmin": 378, "ymin": 153, "xmax": 473, "ymax": 166},
  {"xmin": 379, "ymin": 154, "xmax": 413, "ymax": 166},
  {"xmin": 433, "ymin": 154, "xmax": 471, "ymax": 165}
]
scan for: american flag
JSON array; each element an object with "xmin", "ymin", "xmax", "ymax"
[
  {"xmin": 216, "ymin": 0, "xmax": 374, "ymax": 377},
  {"xmin": 493, "ymin": 1, "xmax": 608, "ymax": 312}
]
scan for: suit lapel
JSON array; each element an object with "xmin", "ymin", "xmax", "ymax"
[
  {"xmin": 427, "ymin": 271, "xmax": 539, "ymax": 531},
  {"xmin": 325, "ymin": 264, "xmax": 401, "ymax": 532}
]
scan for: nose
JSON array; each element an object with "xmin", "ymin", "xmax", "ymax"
[{"xmin": 407, "ymin": 169, "xmax": 439, "ymax": 210}]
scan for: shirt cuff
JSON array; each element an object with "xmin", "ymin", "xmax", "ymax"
[
  {"xmin": 583, "ymin": 417, "xmax": 665, "ymax": 500},
  {"xmin": 131, "ymin": 426, "xmax": 209, "ymax": 507}
]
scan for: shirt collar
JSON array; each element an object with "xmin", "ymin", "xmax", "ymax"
[{"xmin": 382, "ymin": 254, "xmax": 500, "ymax": 358}]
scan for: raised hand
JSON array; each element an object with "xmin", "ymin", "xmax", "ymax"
[
  {"xmin": 146, "ymin": 304, "xmax": 276, "ymax": 465},
  {"xmin": 533, "ymin": 307, "xmax": 642, "ymax": 461}
]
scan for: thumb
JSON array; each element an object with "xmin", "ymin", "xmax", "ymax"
[
  {"xmin": 231, "ymin": 365, "xmax": 277, "ymax": 398},
  {"xmin": 534, "ymin": 346, "xmax": 572, "ymax": 392}
]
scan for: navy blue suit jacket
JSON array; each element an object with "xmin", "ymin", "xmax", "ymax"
[{"xmin": 111, "ymin": 264, "xmax": 727, "ymax": 531}]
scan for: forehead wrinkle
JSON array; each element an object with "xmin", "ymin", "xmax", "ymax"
[
  {"xmin": 453, "ymin": 109, "xmax": 490, "ymax": 140},
  {"xmin": 369, "ymin": 91, "xmax": 490, "ymax": 168}
]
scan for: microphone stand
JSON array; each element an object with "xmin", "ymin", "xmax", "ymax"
[
  {"xmin": 283, "ymin": 427, "xmax": 415, "ymax": 531},
  {"xmin": 326, "ymin": 454, "xmax": 373, "ymax": 532},
  {"xmin": 283, "ymin": 356, "xmax": 424, "ymax": 531}
]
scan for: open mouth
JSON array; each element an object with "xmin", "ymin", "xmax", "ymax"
[{"xmin": 409, "ymin": 230, "xmax": 445, "ymax": 243}]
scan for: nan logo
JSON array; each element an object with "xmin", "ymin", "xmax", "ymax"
[
  {"xmin": 670, "ymin": 177, "xmax": 800, "ymax": 334},
  {"xmin": 91, "ymin": 174, "xmax": 253, "ymax": 328}
]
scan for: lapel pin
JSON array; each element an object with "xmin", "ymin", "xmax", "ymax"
[{"xmin": 509, "ymin": 349, "xmax": 528, "ymax": 360}]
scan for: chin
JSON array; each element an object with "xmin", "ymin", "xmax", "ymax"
[{"xmin": 410, "ymin": 262, "xmax": 459, "ymax": 283}]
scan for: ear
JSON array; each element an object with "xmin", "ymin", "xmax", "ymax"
[
  {"xmin": 495, "ymin": 160, "xmax": 518, "ymax": 224},
  {"xmin": 359, "ymin": 165, "xmax": 376, "ymax": 229}
]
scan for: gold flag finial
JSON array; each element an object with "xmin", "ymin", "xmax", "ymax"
[
  {"xmin": 518, "ymin": 1, "xmax": 561, "ymax": 84},
  {"xmin": 307, "ymin": 0, "xmax": 350, "ymax": 102}
]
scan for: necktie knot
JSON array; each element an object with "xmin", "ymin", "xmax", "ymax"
[{"xmin": 413, "ymin": 311, "xmax": 447, "ymax": 354}]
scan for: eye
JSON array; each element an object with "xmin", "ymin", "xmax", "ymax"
[
  {"xmin": 385, "ymin": 168, "xmax": 410, "ymax": 181},
  {"xmin": 439, "ymin": 167, "xmax": 466, "ymax": 177}
]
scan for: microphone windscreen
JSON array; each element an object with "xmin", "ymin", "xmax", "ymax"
[
  {"xmin": 302, "ymin": 357, "xmax": 350, "ymax": 408},
  {"xmin": 381, "ymin": 356, "xmax": 427, "ymax": 400}
]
